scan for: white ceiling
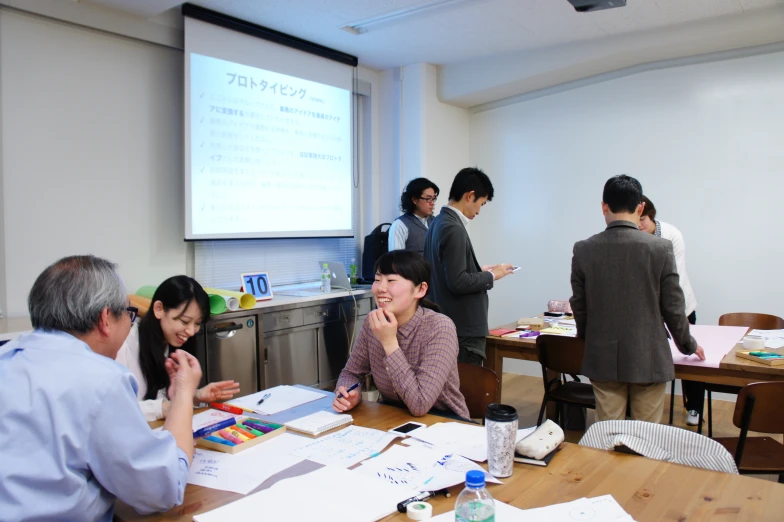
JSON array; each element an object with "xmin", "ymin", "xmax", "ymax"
[{"xmin": 82, "ymin": 0, "xmax": 784, "ymax": 70}]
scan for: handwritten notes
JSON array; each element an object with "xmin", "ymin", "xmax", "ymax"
[
  {"xmin": 355, "ymin": 444, "xmax": 502, "ymax": 492},
  {"xmin": 291, "ymin": 425, "xmax": 397, "ymax": 468},
  {"xmin": 187, "ymin": 433, "xmax": 309, "ymax": 494}
]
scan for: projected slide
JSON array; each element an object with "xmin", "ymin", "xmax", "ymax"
[{"xmin": 189, "ymin": 53, "xmax": 352, "ymax": 238}]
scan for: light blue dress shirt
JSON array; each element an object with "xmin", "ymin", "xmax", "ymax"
[{"xmin": 0, "ymin": 329, "xmax": 190, "ymax": 522}]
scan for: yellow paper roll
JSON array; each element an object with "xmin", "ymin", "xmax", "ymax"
[
  {"xmin": 128, "ymin": 295, "xmax": 152, "ymax": 318},
  {"xmin": 203, "ymin": 288, "xmax": 256, "ymax": 310}
]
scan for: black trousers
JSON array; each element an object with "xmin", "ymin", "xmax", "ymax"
[{"xmin": 680, "ymin": 311, "xmax": 704, "ymax": 411}]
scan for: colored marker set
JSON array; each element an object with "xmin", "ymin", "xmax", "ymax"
[{"xmin": 196, "ymin": 417, "xmax": 287, "ymax": 454}]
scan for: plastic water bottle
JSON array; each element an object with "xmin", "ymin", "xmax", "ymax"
[
  {"xmin": 349, "ymin": 258, "xmax": 358, "ymax": 285},
  {"xmin": 455, "ymin": 470, "xmax": 495, "ymax": 522},
  {"xmin": 320, "ymin": 263, "xmax": 331, "ymax": 293}
]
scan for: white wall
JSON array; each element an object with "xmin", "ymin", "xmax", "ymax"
[
  {"xmin": 397, "ymin": 63, "xmax": 470, "ymax": 217},
  {"xmin": 470, "ymin": 50, "xmax": 784, "ymax": 344},
  {"xmin": 0, "ymin": 6, "xmax": 389, "ymax": 314},
  {"xmin": 0, "ymin": 9, "xmax": 187, "ymax": 315}
]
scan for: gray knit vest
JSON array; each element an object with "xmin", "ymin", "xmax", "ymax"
[{"xmin": 395, "ymin": 213, "xmax": 433, "ymax": 256}]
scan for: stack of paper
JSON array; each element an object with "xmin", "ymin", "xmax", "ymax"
[
  {"xmin": 404, "ymin": 423, "xmax": 537, "ymax": 462},
  {"xmin": 430, "ymin": 495, "xmax": 635, "ymax": 521},
  {"xmin": 539, "ymin": 325, "xmax": 577, "ymax": 336},
  {"xmin": 409, "ymin": 422, "xmax": 489, "ymax": 461},
  {"xmin": 227, "ymin": 385, "xmax": 325, "ymax": 415},
  {"xmin": 748, "ymin": 329, "xmax": 784, "ymax": 349}
]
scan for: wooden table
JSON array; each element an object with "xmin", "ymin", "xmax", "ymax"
[
  {"xmin": 486, "ymin": 323, "xmax": 784, "ymax": 397},
  {"xmin": 115, "ymin": 401, "xmax": 784, "ymax": 522}
]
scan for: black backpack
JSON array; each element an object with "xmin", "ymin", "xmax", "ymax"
[{"xmin": 362, "ymin": 223, "xmax": 391, "ymax": 280}]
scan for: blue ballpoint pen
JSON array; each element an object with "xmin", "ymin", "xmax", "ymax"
[
  {"xmin": 256, "ymin": 392, "xmax": 271, "ymax": 405},
  {"xmin": 337, "ymin": 382, "xmax": 360, "ymax": 399}
]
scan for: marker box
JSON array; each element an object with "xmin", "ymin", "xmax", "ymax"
[
  {"xmin": 196, "ymin": 416, "xmax": 287, "ymax": 454},
  {"xmin": 736, "ymin": 350, "xmax": 784, "ymax": 366}
]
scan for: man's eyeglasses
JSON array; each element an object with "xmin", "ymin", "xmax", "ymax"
[
  {"xmin": 418, "ymin": 196, "xmax": 438, "ymax": 203},
  {"xmin": 126, "ymin": 306, "xmax": 139, "ymax": 323}
]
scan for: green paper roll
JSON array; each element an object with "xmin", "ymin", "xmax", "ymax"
[
  {"xmin": 208, "ymin": 294, "xmax": 227, "ymax": 315},
  {"xmin": 136, "ymin": 285, "xmax": 158, "ymax": 299},
  {"xmin": 203, "ymin": 288, "xmax": 256, "ymax": 310}
]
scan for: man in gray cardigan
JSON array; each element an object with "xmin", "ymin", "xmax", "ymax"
[
  {"xmin": 570, "ymin": 175, "xmax": 704, "ymax": 422},
  {"xmin": 388, "ymin": 177, "xmax": 439, "ymax": 256},
  {"xmin": 424, "ymin": 167, "xmax": 514, "ymax": 365}
]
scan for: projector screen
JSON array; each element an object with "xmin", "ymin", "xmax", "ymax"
[{"xmin": 184, "ymin": 16, "xmax": 355, "ymax": 240}]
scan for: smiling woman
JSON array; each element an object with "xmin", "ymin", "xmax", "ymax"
[
  {"xmin": 115, "ymin": 276, "xmax": 240, "ymax": 421},
  {"xmin": 331, "ymin": 250, "xmax": 470, "ymax": 420}
]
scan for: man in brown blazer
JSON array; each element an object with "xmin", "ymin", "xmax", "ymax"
[{"xmin": 570, "ymin": 175, "xmax": 705, "ymax": 422}]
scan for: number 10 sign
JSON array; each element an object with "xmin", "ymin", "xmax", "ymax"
[{"xmin": 240, "ymin": 272, "xmax": 273, "ymax": 301}]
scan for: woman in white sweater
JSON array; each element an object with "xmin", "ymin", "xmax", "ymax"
[
  {"xmin": 116, "ymin": 276, "xmax": 240, "ymax": 421},
  {"xmin": 640, "ymin": 196, "xmax": 701, "ymax": 426}
]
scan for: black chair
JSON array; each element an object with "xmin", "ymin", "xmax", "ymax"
[
  {"xmin": 714, "ymin": 382, "xmax": 784, "ymax": 482},
  {"xmin": 536, "ymin": 335, "xmax": 595, "ymax": 427}
]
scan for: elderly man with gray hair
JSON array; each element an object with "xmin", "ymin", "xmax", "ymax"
[{"xmin": 0, "ymin": 255, "xmax": 202, "ymax": 521}]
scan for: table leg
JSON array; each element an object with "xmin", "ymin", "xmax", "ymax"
[{"xmin": 485, "ymin": 340, "xmax": 504, "ymax": 397}]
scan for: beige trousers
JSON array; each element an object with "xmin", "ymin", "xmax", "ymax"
[{"xmin": 591, "ymin": 381, "xmax": 667, "ymax": 423}]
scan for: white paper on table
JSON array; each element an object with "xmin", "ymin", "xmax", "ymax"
[
  {"xmin": 290, "ymin": 425, "xmax": 397, "ymax": 468},
  {"xmin": 354, "ymin": 444, "xmax": 502, "ymax": 492},
  {"xmin": 517, "ymin": 427, "xmax": 536, "ymax": 442},
  {"xmin": 669, "ymin": 325, "xmax": 748, "ymax": 369},
  {"xmin": 747, "ymin": 329, "xmax": 784, "ymax": 349},
  {"xmin": 187, "ymin": 433, "xmax": 310, "ymax": 494},
  {"xmin": 401, "ymin": 437, "xmax": 434, "ymax": 449},
  {"xmin": 226, "ymin": 385, "xmax": 325, "ymax": 415},
  {"xmin": 410, "ymin": 422, "xmax": 488, "ymax": 461},
  {"xmin": 430, "ymin": 495, "xmax": 635, "ymax": 522},
  {"xmin": 405, "ymin": 427, "xmax": 533, "ymax": 451},
  {"xmin": 193, "ymin": 465, "xmax": 409, "ymax": 522}
]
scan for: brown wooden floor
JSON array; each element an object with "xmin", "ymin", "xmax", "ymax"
[{"xmin": 501, "ymin": 372, "xmax": 783, "ymax": 482}]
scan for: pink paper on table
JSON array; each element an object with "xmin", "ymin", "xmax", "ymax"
[{"xmin": 669, "ymin": 325, "xmax": 748, "ymax": 368}]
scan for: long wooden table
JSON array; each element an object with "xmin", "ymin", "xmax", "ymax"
[
  {"xmin": 115, "ymin": 401, "xmax": 784, "ymax": 521},
  {"xmin": 486, "ymin": 323, "xmax": 784, "ymax": 397}
]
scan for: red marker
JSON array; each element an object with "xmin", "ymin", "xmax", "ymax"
[{"xmin": 209, "ymin": 402, "xmax": 243, "ymax": 415}]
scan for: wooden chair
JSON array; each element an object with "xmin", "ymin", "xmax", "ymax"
[
  {"xmin": 697, "ymin": 313, "xmax": 784, "ymax": 437},
  {"xmin": 714, "ymin": 382, "xmax": 784, "ymax": 482},
  {"xmin": 536, "ymin": 335, "xmax": 595, "ymax": 427},
  {"xmin": 457, "ymin": 363, "xmax": 500, "ymax": 423}
]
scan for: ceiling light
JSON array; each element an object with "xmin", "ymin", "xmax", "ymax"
[{"xmin": 340, "ymin": 0, "xmax": 473, "ymax": 35}]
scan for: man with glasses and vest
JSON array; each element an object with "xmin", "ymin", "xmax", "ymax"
[{"xmin": 388, "ymin": 177, "xmax": 440, "ymax": 256}]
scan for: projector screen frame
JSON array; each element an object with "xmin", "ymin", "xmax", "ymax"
[
  {"xmin": 183, "ymin": 3, "xmax": 359, "ymax": 242},
  {"xmin": 182, "ymin": 3, "xmax": 358, "ymax": 68}
]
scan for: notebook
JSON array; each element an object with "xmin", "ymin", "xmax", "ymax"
[
  {"xmin": 284, "ymin": 410, "xmax": 353, "ymax": 436},
  {"xmin": 513, "ymin": 446, "xmax": 559, "ymax": 467}
]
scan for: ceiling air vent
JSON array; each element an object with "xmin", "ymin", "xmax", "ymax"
[{"xmin": 567, "ymin": 0, "xmax": 627, "ymax": 12}]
